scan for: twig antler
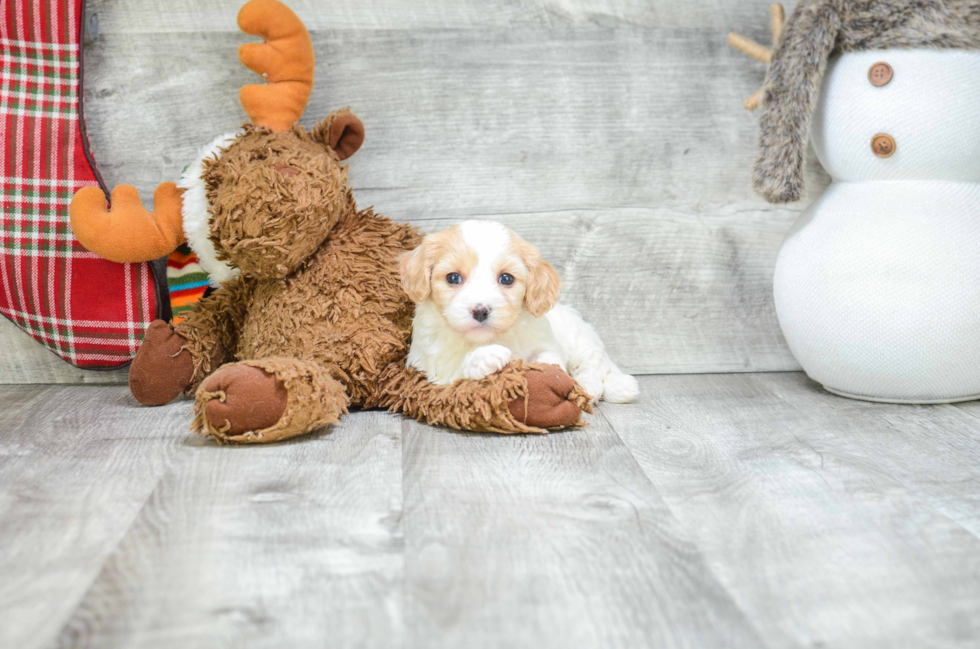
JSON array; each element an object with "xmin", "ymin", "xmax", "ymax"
[{"xmin": 728, "ymin": 3, "xmax": 785, "ymax": 110}]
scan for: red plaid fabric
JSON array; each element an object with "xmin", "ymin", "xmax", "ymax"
[{"xmin": 1, "ymin": 0, "xmax": 159, "ymax": 368}]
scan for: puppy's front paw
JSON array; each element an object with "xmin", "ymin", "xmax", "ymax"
[{"xmin": 462, "ymin": 345, "xmax": 513, "ymax": 380}]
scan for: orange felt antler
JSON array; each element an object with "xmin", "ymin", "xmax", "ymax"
[
  {"xmin": 237, "ymin": 0, "xmax": 315, "ymax": 132},
  {"xmin": 70, "ymin": 184, "xmax": 186, "ymax": 263},
  {"xmin": 728, "ymin": 3, "xmax": 785, "ymax": 110}
]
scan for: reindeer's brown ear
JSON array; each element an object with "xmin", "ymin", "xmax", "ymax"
[{"xmin": 312, "ymin": 109, "xmax": 365, "ymax": 160}]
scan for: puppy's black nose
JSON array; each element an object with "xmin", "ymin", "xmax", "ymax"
[{"xmin": 471, "ymin": 305, "xmax": 490, "ymax": 323}]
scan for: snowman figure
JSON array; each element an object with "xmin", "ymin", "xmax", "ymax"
[{"xmin": 732, "ymin": 1, "xmax": 980, "ymax": 403}]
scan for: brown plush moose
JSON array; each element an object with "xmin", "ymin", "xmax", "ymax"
[{"xmin": 68, "ymin": 0, "xmax": 589, "ymax": 443}]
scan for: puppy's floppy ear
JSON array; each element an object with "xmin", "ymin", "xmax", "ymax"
[
  {"xmin": 399, "ymin": 239, "xmax": 433, "ymax": 304},
  {"xmin": 311, "ymin": 108, "xmax": 365, "ymax": 160},
  {"xmin": 517, "ymin": 237, "xmax": 561, "ymax": 317}
]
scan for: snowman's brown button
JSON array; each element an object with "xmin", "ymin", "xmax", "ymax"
[
  {"xmin": 871, "ymin": 133, "xmax": 896, "ymax": 158},
  {"xmin": 869, "ymin": 62, "xmax": 893, "ymax": 86}
]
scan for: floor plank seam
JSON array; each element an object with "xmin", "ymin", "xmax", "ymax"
[
  {"xmin": 590, "ymin": 404, "xmax": 776, "ymax": 649},
  {"xmin": 47, "ymin": 467, "xmax": 175, "ymax": 647}
]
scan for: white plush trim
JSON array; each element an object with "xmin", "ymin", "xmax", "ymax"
[{"xmin": 177, "ymin": 132, "xmax": 242, "ymax": 287}]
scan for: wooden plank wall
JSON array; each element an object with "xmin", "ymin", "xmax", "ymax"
[{"xmin": 1, "ymin": 0, "xmax": 830, "ymax": 383}]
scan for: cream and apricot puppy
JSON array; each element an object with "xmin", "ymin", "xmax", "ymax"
[{"xmin": 399, "ymin": 220, "xmax": 638, "ymax": 403}]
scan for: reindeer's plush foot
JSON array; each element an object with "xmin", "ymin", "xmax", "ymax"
[
  {"xmin": 192, "ymin": 358, "xmax": 349, "ymax": 444},
  {"xmin": 197, "ymin": 365, "xmax": 287, "ymax": 438},
  {"xmin": 508, "ymin": 364, "xmax": 593, "ymax": 429},
  {"xmin": 374, "ymin": 361, "xmax": 591, "ymax": 434},
  {"xmin": 129, "ymin": 320, "xmax": 194, "ymax": 406}
]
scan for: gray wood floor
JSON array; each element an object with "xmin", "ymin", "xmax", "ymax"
[{"xmin": 3, "ymin": 373, "xmax": 980, "ymax": 649}]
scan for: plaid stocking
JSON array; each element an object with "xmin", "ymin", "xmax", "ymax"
[{"xmin": 0, "ymin": 0, "xmax": 166, "ymax": 368}]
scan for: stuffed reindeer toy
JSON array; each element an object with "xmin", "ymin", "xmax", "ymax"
[{"xmin": 69, "ymin": 0, "xmax": 590, "ymax": 442}]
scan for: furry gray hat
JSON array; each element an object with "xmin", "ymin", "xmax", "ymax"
[{"xmin": 754, "ymin": 0, "xmax": 980, "ymax": 203}]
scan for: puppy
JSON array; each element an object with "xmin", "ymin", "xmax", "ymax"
[{"xmin": 399, "ymin": 220, "xmax": 639, "ymax": 403}]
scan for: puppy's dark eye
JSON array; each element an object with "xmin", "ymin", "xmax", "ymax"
[
  {"xmin": 499, "ymin": 273, "xmax": 514, "ymax": 286},
  {"xmin": 447, "ymin": 272, "xmax": 462, "ymax": 285}
]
